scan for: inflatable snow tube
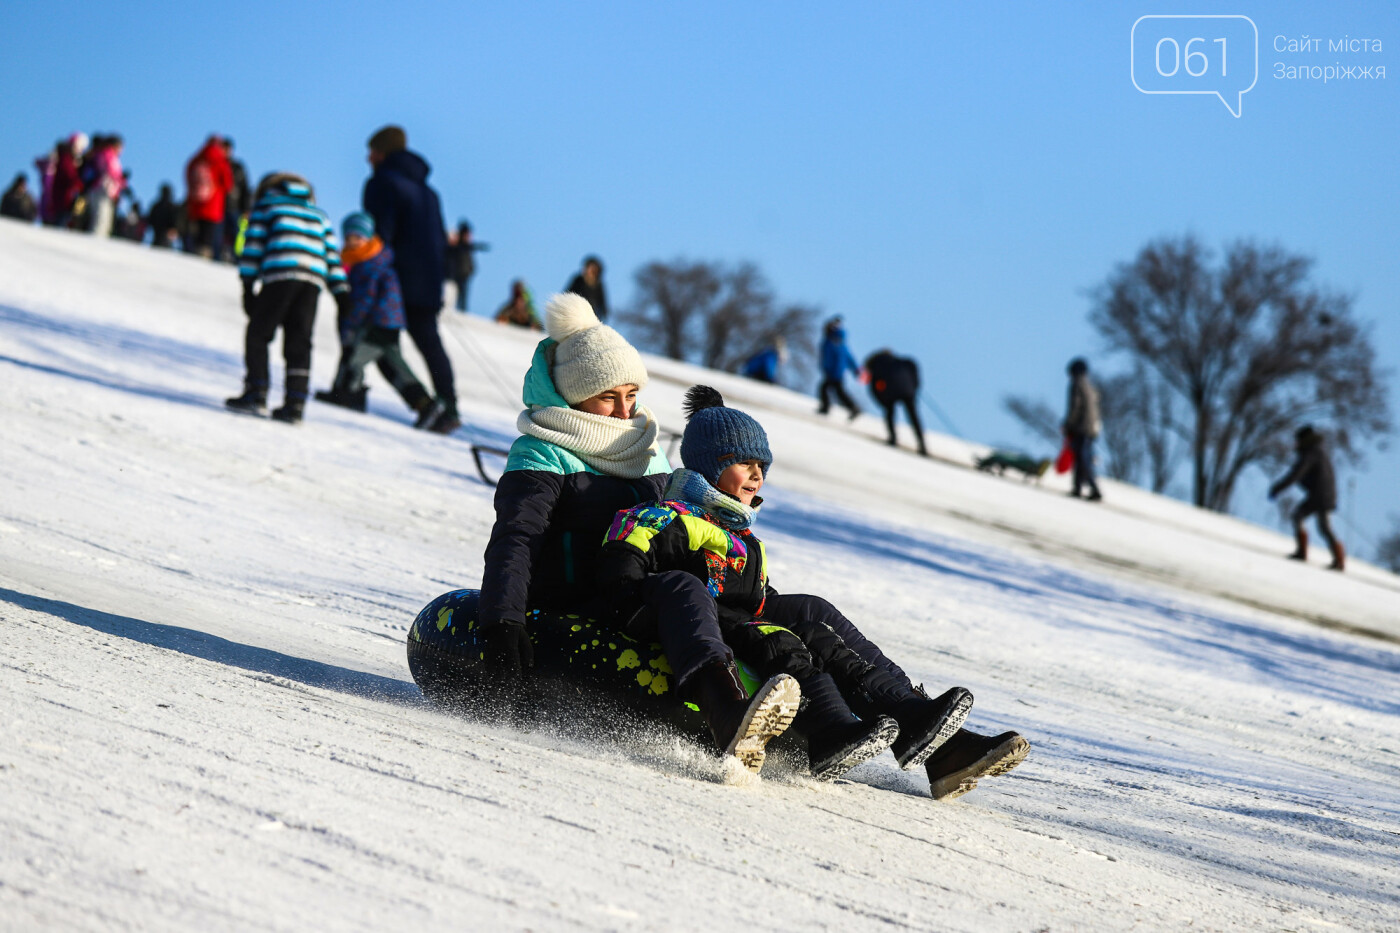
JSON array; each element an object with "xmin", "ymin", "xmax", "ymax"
[{"xmin": 407, "ymin": 589, "xmax": 764, "ymax": 735}]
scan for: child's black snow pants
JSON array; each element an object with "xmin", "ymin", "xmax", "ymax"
[{"xmin": 245, "ymin": 280, "xmax": 319, "ymax": 403}]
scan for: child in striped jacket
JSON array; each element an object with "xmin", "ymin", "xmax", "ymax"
[{"xmin": 226, "ymin": 173, "xmax": 348, "ymax": 423}]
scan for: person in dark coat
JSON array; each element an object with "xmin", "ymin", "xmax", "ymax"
[
  {"xmin": 446, "ymin": 220, "xmax": 489, "ymax": 312},
  {"xmin": 565, "ymin": 255, "xmax": 608, "ymax": 321},
  {"xmin": 1063, "ymin": 357, "xmax": 1102, "ymax": 501},
  {"xmin": 817, "ymin": 316, "xmax": 862, "ymax": 419},
  {"xmin": 1269, "ymin": 426, "xmax": 1345, "ymax": 570},
  {"xmin": 0, "ymin": 174, "xmax": 37, "ymax": 222},
  {"xmin": 146, "ymin": 184, "xmax": 180, "ymax": 247},
  {"xmin": 362, "ymin": 125, "xmax": 458, "ymax": 431},
  {"xmin": 865, "ymin": 349, "xmax": 926, "ymax": 455}
]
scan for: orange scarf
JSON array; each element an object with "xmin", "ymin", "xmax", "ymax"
[{"xmin": 342, "ymin": 235, "xmax": 383, "ymax": 269}]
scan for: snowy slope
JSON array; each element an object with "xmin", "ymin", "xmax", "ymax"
[{"xmin": 1, "ymin": 222, "xmax": 1398, "ymax": 932}]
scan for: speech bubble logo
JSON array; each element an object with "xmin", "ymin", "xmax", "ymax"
[{"xmin": 1132, "ymin": 15, "xmax": 1258, "ymax": 117}]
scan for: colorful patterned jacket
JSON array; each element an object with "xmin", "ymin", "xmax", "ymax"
[
  {"xmin": 599, "ymin": 498, "xmax": 771, "ymax": 631},
  {"xmin": 239, "ymin": 177, "xmax": 348, "ymax": 294},
  {"xmin": 343, "ymin": 240, "xmax": 406, "ymax": 341}
]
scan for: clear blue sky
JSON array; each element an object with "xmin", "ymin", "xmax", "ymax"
[{"xmin": 2, "ymin": 1, "xmax": 1397, "ymax": 556}]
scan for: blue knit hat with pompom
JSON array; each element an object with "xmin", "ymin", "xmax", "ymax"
[{"xmin": 680, "ymin": 386, "xmax": 772, "ymax": 486}]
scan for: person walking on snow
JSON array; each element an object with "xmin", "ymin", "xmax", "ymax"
[
  {"xmin": 1063, "ymin": 357, "xmax": 1102, "ymax": 501},
  {"xmin": 865, "ymin": 349, "xmax": 927, "ymax": 456},
  {"xmin": 817, "ymin": 316, "xmax": 862, "ymax": 420},
  {"xmin": 362, "ymin": 125, "xmax": 459, "ymax": 433},
  {"xmin": 315, "ymin": 212, "xmax": 446, "ymax": 429},
  {"xmin": 226, "ymin": 173, "xmax": 348, "ymax": 423},
  {"xmin": 1269, "ymin": 425, "xmax": 1345, "ymax": 571}
]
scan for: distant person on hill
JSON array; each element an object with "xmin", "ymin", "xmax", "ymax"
[
  {"xmin": 226, "ymin": 173, "xmax": 348, "ymax": 423},
  {"xmin": 865, "ymin": 349, "xmax": 927, "ymax": 456},
  {"xmin": 146, "ymin": 184, "xmax": 180, "ymax": 248},
  {"xmin": 494, "ymin": 279, "xmax": 541, "ymax": 329},
  {"xmin": 1063, "ymin": 357, "xmax": 1102, "ymax": 502},
  {"xmin": 1, "ymin": 174, "xmax": 37, "ymax": 222},
  {"xmin": 223, "ymin": 138, "xmax": 251, "ymax": 261},
  {"xmin": 362, "ymin": 125, "xmax": 458, "ymax": 433},
  {"xmin": 114, "ymin": 184, "xmax": 145, "ymax": 241},
  {"xmin": 85, "ymin": 134, "xmax": 126, "ymax": 238},
  {"xmin": 184, "ymin": 135, "xmax": 234, "ymax": 258},
  {"xmin": 314, "ymin": 212, "xmax": 446, "ymax": 429},
  {"xmin": 740, "ymin": 338, "xmax": 786, "ymax": 384},
  {"xmin": 817, "ymin": 316, "xmax": 861, "ymax": 420},
  {"xmin": 565, "ymin": 255, "xmax": 609, "ymax": 321},
  {"xmin": 446, "ymin": 220, "xmax": 489, "ymax": 312},
  {"xmin": 1269, "ymin": 425, "xmax": 1345, "ymax": 571},
  {"xmin": 37, "ymin": 134, "xmax": 86, "ymax": 227}
]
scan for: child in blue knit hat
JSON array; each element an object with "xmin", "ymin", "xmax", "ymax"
[
  {"xmin": 314, "ymin": 212, "xmax": 447, "ymax": 430},
  {"xmin": 600, "ymin": 385, "xmax": 973, "ymax": 781}
]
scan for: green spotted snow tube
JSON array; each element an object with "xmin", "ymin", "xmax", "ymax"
[{"xmin": 406, "ymin": 589, "xmax": 764, "ymax": 734}]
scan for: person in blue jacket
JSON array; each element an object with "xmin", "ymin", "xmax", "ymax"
[
  {"xmin": 362, "ymin": 126, "xmax": 459, "ymax": 432},
  {"xmin": 817, "ymin": 316, "xmax": 862, "ymax": 419},
  {"xmin": 740, "ymin": 337, "xmax": 785, "ymax": 384}
]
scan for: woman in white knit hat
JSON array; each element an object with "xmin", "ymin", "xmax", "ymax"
[{"xmin": 475, "ymin": 294, "xmax": 799, "ymax": 770}]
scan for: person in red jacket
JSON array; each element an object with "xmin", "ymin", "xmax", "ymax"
[{"xmin": 184, "ymin": 135, "xmax": 234, "ymax": 259}]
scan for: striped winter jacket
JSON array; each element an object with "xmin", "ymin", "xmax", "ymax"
[{"xmin": 239, "ymin": 178, "xmax": 348, "ymax": 294}]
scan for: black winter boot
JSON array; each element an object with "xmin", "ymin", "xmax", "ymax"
[
  {"xmin": 271, "ymin": 400, "xmax": 304, "ymax": 424},
  {"xmin": 225, "ymin": 387, "xmax": 268, "ymax": 416},
  {"xmin": 925, "ymin": 729, "xmax": 1030, "ymax": 801},
  {"xmin": 857, "ymin": 671, "xmax": 974, "ymax": 770},
  {"xmin": 681, "ymin": 664, "xmax": 801, "ymax": 774},
  {"xmin": 1289, "ymin": 528, "xmax": 1309, "ymax": 561},
  {"xmin": 414, "ymin": 395, "xmax": 447, "ymax": 430},
  {"xmin": 314, "ymin": 386, "xmax": 368, "ymax": 412},
  {"xmin": 800, "ymin": 673, "xmax": 900, "ymax": 782}
]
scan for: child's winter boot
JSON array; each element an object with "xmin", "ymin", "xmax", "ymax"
[
  {"xmin": 680, "ymin": 663, "xmax": 801, "ymax": 774},
  {"xmin": 856, "ymin": 670, "xmax": 973, "ymax": 770},
  {"xmin": 925, "ymin": 729, "xmax": 1029, "ymax": 801},
  {"xmin": 314, "ymin": 386, "xmax": 368, "ymax": 412},
  {"xmin": 1328, "ymin": 540, "xmax": 1346, "ymax": 571},
  {"xmin": 800, "ymin": 673, "xmax": 900, "ymax": 782},
  {"xmin": 414, "ymin": 395, "xmax": 447, "ymax": 430},
  {"xmin": 271, "ymin": 400, "xmax": 305, "ymax": 424},
  {"xmin": 225, "ymin": 385, "xmax": 268, "ymax": 416}
]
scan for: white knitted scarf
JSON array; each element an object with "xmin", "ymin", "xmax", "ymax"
[{"xmin": 517, "ymin": 404, "xmax": 661, "ymax": 478}]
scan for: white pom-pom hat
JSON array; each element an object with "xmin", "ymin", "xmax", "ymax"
[{"xmin": 544, "ymin": 293, "xmax": 649, "ymax": 405}]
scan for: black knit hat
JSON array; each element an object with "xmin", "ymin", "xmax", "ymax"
[{"xmin": 680, "ymin": 386, "xmax": 773, "ymax": 486}]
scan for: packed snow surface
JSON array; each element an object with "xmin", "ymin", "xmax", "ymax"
[{"xmin": 2, "ymin": 222, "xmax": 1399, "ymax": 932}]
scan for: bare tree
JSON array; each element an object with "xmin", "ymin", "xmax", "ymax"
[
  {"xmin": 620, "ymin": 259, "xmax": 818, "ymax": 386},
  {"xmin": 1089, "ymin": 236, "xmax": 1391, "ymax": 511},
  {"xmin": 1097, "ymin": 366, "xmax": 1181, "ymax": 493}
]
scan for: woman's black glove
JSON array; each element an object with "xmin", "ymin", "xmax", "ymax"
[{"xmin": 480, "ymin": 619, "xmax": 534, "ymax": 677}]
